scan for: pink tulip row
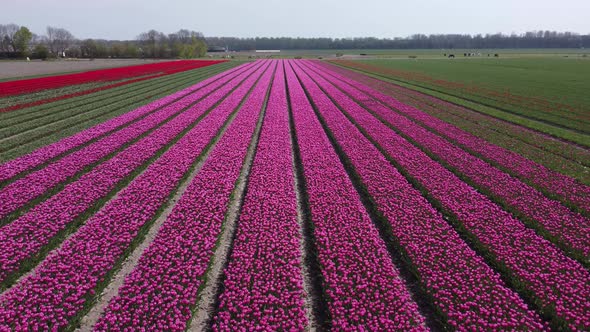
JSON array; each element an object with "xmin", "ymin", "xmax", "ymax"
[
  {"xmin": 94, "ymin": 62, "xmax": 275, "ymax": 331},
  {"xmin": 314, "ymin": 62, "xmax": 590, "ymax": 214},
  {"xmin": 302, "ymin": 61, "xmax": 590, "ymax": 260},
  {"xmin": 0, "ymin": 63, "xmax": 257, "ymax": 220},
  {"xmin": 0, "ymin": 62, "xmax": 250, "ymax": 185},
  {"xmin": 0, "ymin": 62, "xmax": 265, "ymax": 287},
  {"xmin": 301, "ymin": 62, "xmax": 590, "ymax": 329},
  {"xmin": 0, "ymin": 61, "xmax": 271, "ymax": 331},
  {"xmin": 285, "ymin": 60, "xmax": 427, "ymax": 331},
  {"xmin": 290, "ymin": 61, "xmax": 546, "ymax": 330},
  {"xmin": 214, "ymin": 61, "xmax": 308, "ymax": 330}
]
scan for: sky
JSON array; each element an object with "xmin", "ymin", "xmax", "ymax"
[{"xmin": 2, "ymin": 0, "xmax": 589, "ymax": 40}]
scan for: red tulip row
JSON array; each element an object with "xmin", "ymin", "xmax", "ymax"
[
  {"xmin": 314, "ymin": 61, "xmax": 590, "ymax": 214},
  {"xmin": 285, "ymin": 60, "xmax": 427, "ymax": 330},
  {"xmin": 0, "ymin": 62, "xmax": 265, "ymax": 288},
  {"xmin": 0, "ymin": 62, "xmax": 253, "ymax": 184},
  {"xmin": 290, "ymin": 60, "xmax": 545, "ymax": 329},
  {"xmin": 0, "ymin": 74, "xmax": 163, "ymax": 113},
  {"xmin": 214, "ymin": 61, "xmax": 308, "ymax": 330},
  {"xmin": 0, "ymin": 60, "xmax": 225, "ymax": 98},
  {"xmin": 95, "ymin": 61, "xmax": 274, "ymax": 331},
  {"xmin": 0, "ymin": 61, "xmax": 269, "ymax": 331},
  {"xmin": 299, "ymin": 61, "xmax": 590, "ymax": 330},
  {"xmin": 302, "ymin": 60, "xmax": 590, "ymax": 260},
  {"xmin": 0, "ymin": 62, "xmax": 258, "ymax": 220}
]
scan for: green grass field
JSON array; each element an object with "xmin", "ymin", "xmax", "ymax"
[
  {"xmin": 357, "ymin": 57, "xmax": 590, "ymax": 109},
  {"xmin": 332, "ymin": 56, "xmax": 590, "ymax": 146}
]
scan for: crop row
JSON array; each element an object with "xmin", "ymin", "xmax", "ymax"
[
  {"xmin": 0, "ymin": 60, "xmax": 225, "ymax": 98},
  {"xmin": 213, "ymin": 61, "xmax": 308, "ymax": 330},
  {"xmin": 302, "ymin": 61, "xmax": 590, "ymax": 259},
  {"xmin": 0, "ymin": 62, "xmax": 249, "ymax": 183},
  {"xmin": 96, "ymin": 61, "xmax": 276, "ymax": 331},
  {"xmin": 0, "ymin": 61, "xmax": 270, "ymax": 331},
  {"xmin": 330, "ymin": 60, "xmax": 590, "ymax": 135},
  {"xmin": 0, "ymin": 61, "xmax": 264, "ymax": 290},
  {"xmin": 319, "ymin": 62, "xmax": 590, "ymax": 171},
  {"xmin": 285, "ymin": 61, "xmax": 427, "ymax": 330},
  {"xmin": 299, "ymin": 60, "xmax": 590, "ymax": 329},
  {"xmin": 290, "ymin": 60, "xmax": 546, "ymax": 329},
  {"xmin": 0, "ymin": 64, "xmax": 220, "ymax": 124},
  {"xmin": 312, "ymin": 61, "xmax": 590, "ymax": 214},
  {"xmin": 0, "ymin": 65, "xmax": 232, "ymax": 155},
  {"xmin": 0, "ymin": 63, "xmax": 241, "ymax": 163},
  {"xmin": 0, "ymin": 74, "xmax": 161, "ymax": 113},
  {"xmin": 0, "ymin": 80, "xmax": 114, "ymax": 110},
  {"xmin": 0, "ymin": 63, "xmax": 229, "ymax": 134},
  {"xmin": 1, "ymin": 59, "xmax": 588, "ymax": 331},
  {"xmin": 0, "ymin": 62, "xmax": 256, "ymax": 221}
]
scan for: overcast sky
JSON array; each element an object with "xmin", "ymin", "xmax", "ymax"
[{"xmin": 2, "ymin": 0, "xmax": 589, "ymax": 40}]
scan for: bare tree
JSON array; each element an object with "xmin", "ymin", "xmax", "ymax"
[
  {"xmin": 46, "ymin": 26, "xmax": 57, "ymax": 54},
  {"xmin": 0, "ymin": 24, "xmax": 20, "ymax": 52},
  {"xmin": 46, "ymin": 26, "xmax": 74, "ymax": 56},
  {"xmin": 138, "ymin": 29, "xmax": 165, "ymax": 58},
  {"xmin": 0, "ymin": 25, "xmax": 7, "ymax": 52},
  {"xmin": 176, "ymin": 29, "xmax": 191, "ymax": 44},
  {"xmin": 176, "ymin": 29, "xmax": 204, "ymax": 43}
]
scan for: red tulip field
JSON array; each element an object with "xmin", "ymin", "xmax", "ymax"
[{"xmin": 0, "ymin": 59, "xmax": 588, "ymax": 331}]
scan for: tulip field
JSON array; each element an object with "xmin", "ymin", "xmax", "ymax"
[
  {"xmin": 0, "ymin": 60, "xmax": 226, "ymax": 113},
  {"xmin": 0, "ymin": 58, "xmax": 589, "ymax": 331}
]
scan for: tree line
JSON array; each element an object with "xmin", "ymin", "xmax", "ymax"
[
  {"xmin": 0, "ymin": 24, "xmax": 207, "ymax": 59},
  {"xmin": 206, "ymin": 32, "xmax": 590, "ymax": 51},
  {"xmin": 1, "ymin": 23, "xmax": 589, "ymax": 60}
]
